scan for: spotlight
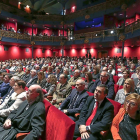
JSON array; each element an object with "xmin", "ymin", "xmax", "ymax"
[{"xmin": 110, "ymin": 30, "xmax": 114, "ymax": 34}]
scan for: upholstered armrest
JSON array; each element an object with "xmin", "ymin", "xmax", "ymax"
[
  {"xmin": 16, "ymin": 133, "xmax": 29, "ymax": 140},
  {"xmin": 100, "ymin": 130, "xmax": 109, "ymax": 137},
  {"xmin": 75, "ymin": 113, "xmax": 80, "ymax": 118},
  {"xmin": 47, "ymin": 96, "xmax": 53, "ymax": 101}
]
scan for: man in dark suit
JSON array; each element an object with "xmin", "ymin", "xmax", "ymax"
[
  {"xmin": 59, "ymin": 79, "xmax": 89, "ymax": 121},
  {"xmin": 0, "ymin": 84, "xmax": 45, "ymax": 140},
  {"xmin": 26, "ymin": 69, "xmax": 38, "ymax": 88},
  {"xmin": 0, "ymin": 74, "xmax": 12, "ymax": 97},
  {"xmin": 21, "ymin": 68, "xmax": 31, "ymax": 83},
  {"xmin": 102, "ymin": 67, "xmax": 113, "ymax": 82},
  {"xmin": 89, "ymin": 71, "xmax": 115, "ymax": 99},
  {"xmin": 74, "ymin": 84, "xmax": 114, "ymax": 140}
]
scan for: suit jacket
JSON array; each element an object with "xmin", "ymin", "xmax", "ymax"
[
  {"xmin": 117, "ymin": 77, "xmax": 125, "ymax": 86},
  {"xmin": 26, "ymin": 75, "xmax": 38, "ymax": 88},
  {"xmin": 22, "ymin": 73, "xmax": 30, "ymax": 83},
  {"xmin": 77, "ymin": 96, "xmax": 114, "ymax": 134},
  {"xmin": 89, "ymin": 79, "xmax": 115, "ymax": 99},
  {"xmin": 60, "ymin": 88, "xmax": 89, "ymax": 115},
  {"xmin": 0, "ymin": 82, "xmax": 10, "ymax": 97},
  {"xmin": 53, "ymin": 82, "xmax": 72, "ymax": 104},
  {"xmin": 134, "ymin": 78, "xmax": 138, "ymax": 87},
  {"xmin": 6, "ymin": 100, "xmax": 45, "ymax": 140}
]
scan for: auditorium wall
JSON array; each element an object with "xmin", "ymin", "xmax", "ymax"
[{"xmin": 0, "ymin": 45, "xmax": 140, "ymax": 61}]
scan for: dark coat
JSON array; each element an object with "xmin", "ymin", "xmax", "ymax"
[
  {"xmin": 89, "ymin": 79, "xmax": 115, "ymax": 99},
  {"xmin": 0, "ymin": 82, "xmax": 10, "ymax": 97},
  {"xmin": 0, "ymin": 100, "xmax": 46, "ymax": 140},
  {"xmin": 74, "ymin": 96, "xmax": 114, "ymax": 136},
  {"xmin": 26, "ymin": 75, "xmax": 38, "ymax": 88},
  {"xmin": 60, "ymin": 88, "xmax": 89, "ymax": 115}
]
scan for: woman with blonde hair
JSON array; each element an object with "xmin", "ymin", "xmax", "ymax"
[
  {"xmin": 111, "ymin": 93, "xmax": 140, "ymax": 140},
  {"xmin": 115, "ymin": 78, "xmax": 135, "ymax": 104},
  {"xmin": 44, "ymin": 74, "xmax": 57, "ymax": 97}
]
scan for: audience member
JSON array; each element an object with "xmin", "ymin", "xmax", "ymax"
[
  {"xmin": 74, "ymin": 84, "xmax": 114, "ymax": 140},
  {"xmin": 44, "ymin": 74, "xmax": 57, "ymax": 97},
  {"xmin": 0, "ymin": 74, "xmax": 12, "ymax": 97},
  {"xmin": 92, "ymin": 66, "xmax": 100, "ymax": 80},
  {"xmin": 85, "ymin": 72, "xmax": 94, "ymax": 91},
  {"xmin": 59, "ymin": 79, "xmax": 89, "ymax": 121},
  {"xmin": 111, "ymin": 93, "xmax": 140, "ymax": 140},
  {"xmin": 108, "ymin": 64, "xmax": 115, "ymax": 75},
  {"xmin": 0, "ymin": 80, "xmax": 26, "ymax": 123},
  {"xmin": 117, "ymin": 70, "xmax": 130, "ymax": 86},
  {"xmin": 0, "ymin": 84, "xmax": 45, "ymax": 140},
  {"xmin": 131, "ymin": 66, "xmax": 140, "ymax": 79},
  {"xmin": 37, "ymin": 71, "xmax": 46, "ymax": 88},
  {"xmin": 89, "ymin": 71, "xmax": 115, "ymax": 99},
  {"xmin": 51, "ymin": 74, "xmax": 72, "ymax": 108},
  {"xmin": 21, "ymin": 68, "xmax": 31, "ymax": 83},
  {"xmin": 115, "ymin": 78, "xmax": 135, "ymax": 104}
]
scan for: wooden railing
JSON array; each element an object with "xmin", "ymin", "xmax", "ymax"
[{"xmin": 0, "ymin": 20, "xmax": 140, "ymax": 42}]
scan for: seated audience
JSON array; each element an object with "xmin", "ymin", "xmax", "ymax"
[
  {"xmin": 80, "ymin": 67, "xmax": 88, "ymax": 78},
  {"xmin": 51, "ymin": 74, "xmax": 72, "ymax": 108},
  {"xmin": 0, "ymin": 76, "xmax": 20, "ymax": 104},
  {"xmin": 14, "ymin": 66, "xmax": 25, "ymax": 78},
  {"xmin": 44, "ymin": 74, "xmax": 57, "ymax": 97},
  {"xmin": 131, "ymin": 66, "xmax": 140, "ymax": 79},
  {"xmin": 129, "ymin": 63, "xmax": 136, "ymax": 73},
  {"xmin": 92, "ymin": 66, "xmax": 100, "ymax": 80},
  {"xmin": 0, "ymin": 65, "xmax": 7, "ymax": 73},
  {"xmin": 37, "ymin": 71, "xmax": 46, "ymax": 88},
  {"xmin": 0, "ymin": 84, "xmax": 45, "ymax": 140},
  {"xmin": 21, "ymin": 68, "xmax": 31, "ymax": 83},
  {"xmin": 111, "ymin": 93, "xmax": 140, "ymax": 140},
  {"xmin": 68, "ymin": 69, "xmax": 81, "ymax": 86},
  {"xmin": 115, "ymin": 78, "xmax": 135, "ymax": 104},
  {"xmin": 63, "ymin": 68, "xmax": 71, "ymax": 81},
  {"xmin": 35, "ymin": 65, "xmax": 40, "ymax": 73},
  {"xmin": 85, "ymin": 72, "xmax": 94, "ymax": 91},
  {"xmin": 54, "ymin": 67, "xmax": 62, "ymax": 81},
  {"xmin": 26, "ymin": 69, "xmax": 38, "ymax": 88},
  {"xmin": 118, "ymin": 66, "xmax": 126, "ymax": 77},
  {"xmin": 74, "ymin": 84, "xmax": 114, "ymax": 140},
  {"xmin": 117, "ymin": 70, "xmax": 130, "ymax": 86},
  {"xmin": 0, "ymin": 80, "xmax": 26, "ymax": 123},
  {"xmin": 59, "ymin": 79, "xmax": 89, "ymax": 121},
  {"xmin": 102, "ymin": 67, "xmax": 113, "ymax": 82},
  {"xmin": 0, "ymin": 74, "xmax": 12, "ymax": 97},
  {"xmin": 108, "ymin": 64, "xmax": 115, "ymax": 75},
  {"xmin": 89, "ymin": 71, "xmax": 115, "ymax": 99},
  {"xmin": 45, "ymin": 66, "xmax": 53, "ymax": 78}
]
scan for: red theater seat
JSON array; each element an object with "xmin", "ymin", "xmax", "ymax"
[
  {"xmin": 113, "ymin": 75, "xmax": 119, "ymax": 84},
  {"xmin": 46, "ymin": 105, "xmax": 75, "ymax": 140},
  {"xmin": 114, "ymin": 84, "xmax": 119, "ymax": 95}
]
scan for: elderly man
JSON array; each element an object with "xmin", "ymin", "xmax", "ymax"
[
  {"xmin": 52, "ymin": 74, "xmax": 72, "ymax": 108},
  {"xmin": 89, "ymin": 71, "xmax": 115, "ymax": 99},
  {"xmin": 14, "ymin": 66, "xmax": 25, "ymax": 78},
  {"xmin": 26, "ymin": 69, "xmax": 38, "ymax": 88},
  {"xmin": 102, "ymin": 67, "xmax": 113, "ymax": 82},
  {"xmin": 0, "ymin": 84, "xmax": 45, "ymax": 140},
  {"xmin": 68, "ymin": 69, "xmax": 81, "ymax": 86},
  {"xmin": 0, "ymin": 74, "xmax": 12, "ymax": 98},
  {"xmin": 74, "ymin": 84, "xmax": 114, "ymax": 140},
  {"xmin": 59, "ymin": 79, "xmax": 89, "ymax": 121}
]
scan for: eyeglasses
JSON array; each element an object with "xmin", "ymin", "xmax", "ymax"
[
  {"xmin": 75, "ymin": 84, "xmax": 82, "ymax": 86},
  {"xmin": 126, "ymin": 100, "xmax": 137, "ymax": 107},
  {"xmin": 100, "ymin": 75, "xmax": 107, "ymax": 77}
]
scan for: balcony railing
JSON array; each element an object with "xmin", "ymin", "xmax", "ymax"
[{"xmin": 0, "ymin": 19, "xmax": 140, "ymax": 42}]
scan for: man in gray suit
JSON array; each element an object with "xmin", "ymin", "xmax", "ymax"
[{"xmin": 0, "ymin": 84, "xmax": 45, "ymax": 140}]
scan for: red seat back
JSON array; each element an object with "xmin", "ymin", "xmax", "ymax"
[
  {"xmin": 113, "ymin": 75, "xmax": 118, "ymax": 84},
  {"xmin": 87, "ymin": 91, "xmax": 94, "ymax": 96},
  {"xmin": 46, "ymin": 105, "xmax": 75, "ymax": 140},
  {"xmin": 114, "ymin": 84, "xmax": 119, "ymax": 95},
  {"xmin": 107, "ymin": 98, "xmax": 121, "ymax": 116}
]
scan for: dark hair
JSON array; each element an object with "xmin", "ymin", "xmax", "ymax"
[
  {"xmin": 16, "ymin": 80, "xmax": 26, "ymax": 89},
  {"xmin": 97, "ymin": 84, "xmax": 108, "ymax": 95},
  {"xmin": 61, "ymin": 74, "xmax": 68, "ymax": 79},
  {"xmin": 5, "ymin": 74, "xmax": 13, "ymax": 80},
  {"xmin": 36, "ymin": 88, "xmax": 44, "ymax": 102}
]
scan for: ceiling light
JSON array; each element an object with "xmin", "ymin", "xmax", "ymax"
[
  {"xmin": 96, "ymin": 34, "xmax": 98, "ymax": 36},
  {"xmin": 46, "ymin": 13, "xmax": 49, "ymax": 15},
  {"xmin": 119, "ymin": 14, "xmax": 123, "ymax": 16}
]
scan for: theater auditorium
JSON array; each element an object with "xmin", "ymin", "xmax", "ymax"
[{"xmin": 0, "ymin": 0, "xmax": 140, "ymax": 140}]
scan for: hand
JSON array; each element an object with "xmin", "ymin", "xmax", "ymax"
[
  {"xmin": 79, "ymin": 125, "xmax": 86, "ymax": 133},
  {"xmin": 3, "ymin": 119, "xmax": 11, "ymax": 129},
  {"xmin": 63, "ymin": 110, "xmax": 68, "ymax": 114},
  {"xmin": 81, "ymin": 132, "xmax": 90, "ymax": 139}
]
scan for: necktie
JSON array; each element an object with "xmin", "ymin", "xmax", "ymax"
[
  {"xmin": 86, "ymin": 101, "xmax": 99, "ymax": 126},
  {"xmin": 69, "ymin": 92, "xmax": 79, "ymax": 109}
]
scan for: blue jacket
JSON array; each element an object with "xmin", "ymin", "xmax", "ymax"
[{"xmin": 0, "ymin": 82, "xmax": 10, "ymax": 97}]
